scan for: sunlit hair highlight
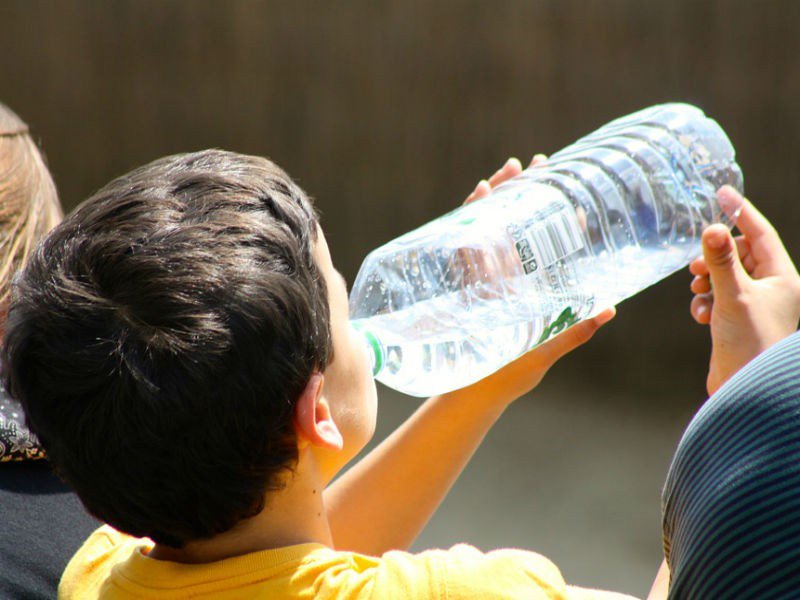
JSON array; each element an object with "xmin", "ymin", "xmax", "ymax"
[{"xmin": 0, "ymin": 103, "xmax": 62, "ymax": 317}]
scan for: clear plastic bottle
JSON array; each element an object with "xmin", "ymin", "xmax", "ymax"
[{"xmin": 349, "ymin": 103, "xmax": 744, "ymax": 397}]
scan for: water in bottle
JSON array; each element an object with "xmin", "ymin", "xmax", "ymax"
[{"xmin": 349, "ymin": 103, "xmax": 744, "ymax": 397}]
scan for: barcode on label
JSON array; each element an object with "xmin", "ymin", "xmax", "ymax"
[{"xmin": 525, "ymin": 206, "xmax": 584, "ymax": 270}]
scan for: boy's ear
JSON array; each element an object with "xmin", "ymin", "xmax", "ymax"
[{"xmin": 293, "ymin": 372, "xmax": 344, "ymax": 451}]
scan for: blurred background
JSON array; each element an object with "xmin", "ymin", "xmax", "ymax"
[{"xmin": 2, "ymin": 1, "xmax": 799, "ymax": 595}]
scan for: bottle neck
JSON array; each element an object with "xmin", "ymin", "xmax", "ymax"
[{"xmin": 351, "ymin": 322, "xmax": 384, "ymax": 376}]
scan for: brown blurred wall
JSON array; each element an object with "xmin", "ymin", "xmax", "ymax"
[
  {"xmin": 1, "ymin": 1, "xmax": 799, "ymax": 590},
  {"xmin": 3, "ymin": 1, "xmax": 799, "ymax": 405}
]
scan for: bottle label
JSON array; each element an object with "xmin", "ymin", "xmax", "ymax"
[
  {"xmin": 536, "ymin": 305, "xmax": 580, "ymax": 344},
  {"xmin": 506, "ymin": 198, "xmax": 585, "ymax": 275}
]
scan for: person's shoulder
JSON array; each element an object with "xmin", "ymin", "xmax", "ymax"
[
  {"xmin": 58, "ymin": 525, "xmax": 151, "ymax": 600},
  {"xmin": 378, "ymin": 544, "xmax": 561, "ymax": 599},
  {"xmin": 382, "ymin": 545, "xmax": 639, "ymax": 600},
  {"xmin": 74, "ymin": 524, "xmax": 148, "ymax": 561}
]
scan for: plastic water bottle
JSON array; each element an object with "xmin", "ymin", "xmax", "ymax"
[{"xmin": 349, "ymin": 103, "xmax": 743, "ymax": 397}]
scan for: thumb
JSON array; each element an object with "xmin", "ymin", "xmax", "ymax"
[{"xmin": 702, "ymin": 224, "xmax": 748, "ymax": 294}]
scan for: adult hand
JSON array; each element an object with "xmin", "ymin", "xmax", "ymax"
[{"xmin": 690, "ymin": 186, "xmax": 800, "ymax": 396}]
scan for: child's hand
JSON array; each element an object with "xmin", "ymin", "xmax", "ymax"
[
  {"xmin": 327, "ymin": 157, "xmax": 614, "ymax": 553},
  {"xmin": 445, "ymin": 306, "xmax": 615, "ymax": 407},
  {"xmin": 446, "ymin": 156, "xmax": 616, "ymax": 408},
  {"xmin": 464, "ymin": 154, "xmax": 547, "ymax": 204},
  {"xmin": 689, "ymin": 186, "xmax": 800, "ymax": 395}
]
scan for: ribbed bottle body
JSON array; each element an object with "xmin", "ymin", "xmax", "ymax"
[{"xmin": 349, "ymin": 104, "xmax": 743, "ymax": 397}]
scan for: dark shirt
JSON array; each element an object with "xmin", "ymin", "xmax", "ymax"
[
  {"xmin": 0, "ymin": 461, "xmax": 98, "ymax": 599},
  {"xmin": 662, "ymin": 331, "xmax": 800, "ymax": 599},
  {"xmin": 0, "ymin": 383, "xmax": 98, "ymax": 600}
]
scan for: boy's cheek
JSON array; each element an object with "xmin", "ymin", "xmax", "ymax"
[{"xmin": 351, "ymin": 327, "xmax": 372, "ymax": 377}]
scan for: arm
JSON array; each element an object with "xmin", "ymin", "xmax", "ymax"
[
  {"xmin": 646, "ymin": 560, "xmax": 669, "ymax": 600},
  {"xmin": 325, "ymin": 157, "xmax": 615, "ymax": 555}
]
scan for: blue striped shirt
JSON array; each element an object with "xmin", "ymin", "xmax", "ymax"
[{"xmin": 663, "ymin": 331, "xmax": 800, "ymax": 599}]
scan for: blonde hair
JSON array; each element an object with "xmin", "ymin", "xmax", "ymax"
[{"xmin": 0, "ymin": 102, "xmax": 62, "ymax": 315}]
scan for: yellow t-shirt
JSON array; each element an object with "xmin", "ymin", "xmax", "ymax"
[{"xmin": 60, "ymin": 526, "xmax": 640, "ymax": 599}]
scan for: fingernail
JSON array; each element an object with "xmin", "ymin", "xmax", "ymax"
[
  {"xmin": 717, "ymin": 186, "xmax": 744, "ymax": 222},
  {"xmin": 705, "ymin": 229, "xmax": 727, "ymax": 250},
  {"xmin": 506, "ymin": 157, "xmax": 521, "ymax": 170},
  {"xmin": 595, "ymin": 307, "xmax": 616, "ymax": 325}
]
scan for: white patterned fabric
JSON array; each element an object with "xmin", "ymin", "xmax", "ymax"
[{"xmin": 0, "ymin": 386, "xmax": 44, "ymax": 462}]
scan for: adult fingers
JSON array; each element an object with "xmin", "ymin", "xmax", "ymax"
[
  {"xmin": 690, "ymin": 236, "xmax": 753, "ymax": 278},
  {"xmin": 691, "ymin": 294, "xmax": 713, "ymax": 325},
  {"xmin": 691, "ymin": 274, "xmax": 711, "ymax": 295},
  {"xmin": 721, "ymin": 187, "xmax": 790, "ymax": 272},
  {"xmin": 701, "ymin": 224, "xmax": 749, "ymax": 298},
  {"xmin": 689, "ymin": 256, "xmax": 709, "ymax": 277}
]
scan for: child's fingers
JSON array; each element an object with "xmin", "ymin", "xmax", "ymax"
[
  {"xmin": 691, "ymin": 274, "xmax": 711, "ymax": 295},
  {"xmin": 530, "ymin": 153, "xmax": 547, "ymax": 167},
  {"xmin": 465, "ymin": 158, "xmax": 523, "ymax": 205},
  {"xmin": 464, "ymin": 179, "xmax": 491, "ymax": 205},
  {"xmin": 535, "ymin": 307, "xmax": 616, "ymax": 366},
  {"xmin": 488, "ymin": 157, "xmax": 522, "ymax": 188},
  {"xmin": 690, "ymin": 294, "xmax": 713, "ymax": 325},
  {"xmin": 474, "ymin": 179, "xmax": 491, "ymax": 198}
]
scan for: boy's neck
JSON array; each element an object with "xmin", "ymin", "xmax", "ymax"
[{"xmin": 149, "ymin": 446, "xmax": 332, "ymax": 564}]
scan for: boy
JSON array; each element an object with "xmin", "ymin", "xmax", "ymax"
[{"xmin": 10, "ymin": 148, "xmax": 776, "ymax": 599}]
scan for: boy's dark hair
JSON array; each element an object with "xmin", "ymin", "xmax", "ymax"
[{"xmin": 1, "ymin": 150, "xmax": 332, "ymax": 547}]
